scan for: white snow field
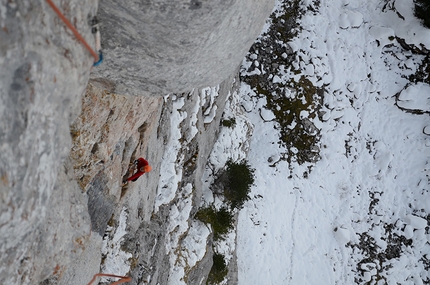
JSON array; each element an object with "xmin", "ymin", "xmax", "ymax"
[{"xmin": 233, "ymin": 0, "xmax": 430, "ymax": 284}]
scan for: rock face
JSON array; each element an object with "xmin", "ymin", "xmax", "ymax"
[
  {"xmin": 91, "ymin": 0, "xmax": 274, "ymax": 95},
  {"xmin": 0, "ymin": 0, "xmax": 272, "ymax": 284},
  {"xmin": 69, "ymin": 81, "xmax": 163, "ymax": 235},
  {"xmin": 59, "ymin": 81, "xmax": 165, "ymax": 284},
  {"xmin": 0, "ymin": 1, "xmax": 97, "ymax": 283},
  {"xmin": 63, "ymin": 75, "xmax": 236, "ymax": 285}
]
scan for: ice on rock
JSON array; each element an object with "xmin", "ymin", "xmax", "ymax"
[
  {"xmin": 334, "ymin": 227, "xmax": 351, "ymax": 245},
  {"xmin": 260, "ymin": 108, "xmax": 276, "ymax": 121},
  {"xmin": 339, "ymin": 11, "xmax": 363, "ymax": 29},
  {"xmin": 397, "ymin": 83, "xmax": 430, "ymax": 112},
  {"xmin": 404, "ymin": 215, "xmax": 428, "ymax": 230},
  {"xmin": 404, "ymin": 225, "xmax": 414, "ymax": 239},
  {"xmin": 369, "ymin": 26, "xmax": 395, "ymax": 47}
]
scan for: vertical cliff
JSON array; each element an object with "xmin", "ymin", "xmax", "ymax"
[
  {"xmin": 62, "ymin": 74, "xmax": 238, "ymax": 285},
  {"xmin": 0, "ymin": 1, "xmax": 97, "ymax": 283},
  {"xmin": 0, "ymin": 0, "xmax": 273, "ymax": 283}
]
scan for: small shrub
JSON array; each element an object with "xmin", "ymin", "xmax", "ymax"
[
  {"xmin": 195, "ymin": 206, "xmax": 234, "ymax": 240},
  {"xmin": 414, "ymin": 0, "xmax": 430, "ymax": 29},
  {"xmin": 223, "ymin": 160, "xmax": 255, "ymax": 210},
  {"xmin": 221, "ymin": 117, "xmax": 236, "ymax": 128},
  {"xmin": 206, "ymin": 253, "xmax": 228, "ymax": 285}
]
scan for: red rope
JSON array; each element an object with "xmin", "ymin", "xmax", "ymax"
[
  {"xmin": 86, "ymin": 273, "xmax": 132, "ymax": 285},
  {"xmin": 45, "ymin": 0, "xmax": 99, "ymax": 62}
]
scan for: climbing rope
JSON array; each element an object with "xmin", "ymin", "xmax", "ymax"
[
  {"xmin": 86, "ymin": 273, "xmax": 132, "ymax": 285},
  {"xmin": 45, "ymin": 0, "xmax": 103, "ymax": 66}
]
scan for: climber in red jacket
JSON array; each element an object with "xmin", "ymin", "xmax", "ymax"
[{"xmin": 123, "ymin": 157, "xmax": 151, "ymax": 184}]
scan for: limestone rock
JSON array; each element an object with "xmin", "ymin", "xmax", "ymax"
[
  {"xmin": 0, "ymin": 0, "xmax": 97, "ymax": 283},
  {"xmin": 91, "ymin": 0, "xmax": 275, "ymax": 95},
  {"xmin": 1, "ymin": 0, "xmax": 275, "ymax": 283},
  {"xmin": 69, "ymin": 82, "xmax": 162, "ymax": 235},
  {"xmin": 63, "ymin": 73, "xmax": 236, "ymax": 284}
]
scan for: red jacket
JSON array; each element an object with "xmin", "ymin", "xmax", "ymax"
[{"xmin": 127, "ymin": 158, "xmax": 149, "ymax": 182}]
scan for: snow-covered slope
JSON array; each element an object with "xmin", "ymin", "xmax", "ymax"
[{"xmin": 233, "ymin": 0, "xmax": 430, "ymax": 284}]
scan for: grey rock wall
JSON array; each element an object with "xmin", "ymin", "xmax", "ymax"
[
  {"xmin": 0, "ymin": 0, "xmax": 274, "ymax": 283},
  {"xmin": 60, "ymin": 75, "xmax": 236, "ymax": 285},
  {"xmin": 0, "ymin": 0, "xmax": 97, "ymax": 283},
  {"xmin": 91, "ymin": 0, "xmax": 274, "ymax": 95}
]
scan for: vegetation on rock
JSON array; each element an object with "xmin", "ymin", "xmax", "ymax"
[
  {"xmin": 414, "ymin": 0, "xmax": 430, "ymax": 28},
  {"xmin": 206, "ymin": 253, "xmax": 228, "ymax": 285},
  {"xmin": 221, "ymin": 117, "xmax": 236, "ymax": 128},
  {"xmin": 240, "ymin": 0, "xmax": 323, "ymax": 166},
  {"xmin": 221, "ymin": 159, "xmax": 255, "ymax": 210},
  {"xmin": 196, "ymin": 206, "xmax": 234, "ymax": 241}
]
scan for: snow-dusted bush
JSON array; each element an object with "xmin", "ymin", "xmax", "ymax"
[
  {"xmin": 223, "ymin": 159, "xmax": 255, "ymax": 210},
  {"xmin": 221, "ymin": 117, "xmax": 236, "ymax": 128},
  {"xmin": 206, "ymin": 253, "xmax": 228, "ymax": 285},
  {"xmin": 195, "ymin": 206, "xmax": 234, "ymax": 241}
]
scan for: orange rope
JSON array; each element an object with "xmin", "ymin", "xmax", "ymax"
[
  {"xmin": 86, "ymin": 273, "xmax": 132, "ymax": 285},
  {"xmin": 45, "ymin": 0, "xmax": 99, "ymax": 62}
]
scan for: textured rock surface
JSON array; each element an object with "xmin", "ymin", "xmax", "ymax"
[
  {"xmin": 1, "ymin": 0, "xmax": 272, "ymax": 284},
  {"xmin": 0, "ymin": 0, "xmax": 97, "ymax": 283},
  {"xmin": 91, "ymin": 0, "xmax": 274, "ymax": 95},
  {"xmin": 63, "ymin": 75, "xmax": 236, "ymax": 285},
  {"xmin": 69, "ymin": 81, "xmax": 163, "ymax": 235}
]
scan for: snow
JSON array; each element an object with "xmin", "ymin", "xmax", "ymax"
[
  {"xmin": 180, "ymin": 221, "xmax": 211, "ymax": 268},
  {"xmin": 207, "ymin": 89, "xmax": 253, "ymax": 170},
  {"xmin": 404, "ymin": 215, "xmax": 428, "ymax": 230},
  {"xmin": 391, "ymin": 0, "xmax": 430, "ymax": 48},
  {"xmin": 154, "ymin": 96, "xmax": 187, "ymax": 212},
  {"xmin": 233, "ymin": 0, "xmax": 430, "ymax": 284},
  {"xmin": 101, "ymin": 208, "xmax": 132, "ymax": 276},
  {"xmin": 166, "ymin": 183, "xmax": 205, "ymax": 285},
  {"xmin": 339, "ymin": 11, "xmax": 364, "ymax": 29},
  {"xmin": 188, "ymin": 89, "xmax": 200, "ymax": 142},
  {"xmin": 156, "ymin": 89, "xmax": 221, "ymax": 284},
  {"xmin": 201, "ymin": 86, "xmax": 220, "ymax": 124},
  {"xmin": 397, "ymin": 82, "xmax": 430, "ymax": 112}
]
